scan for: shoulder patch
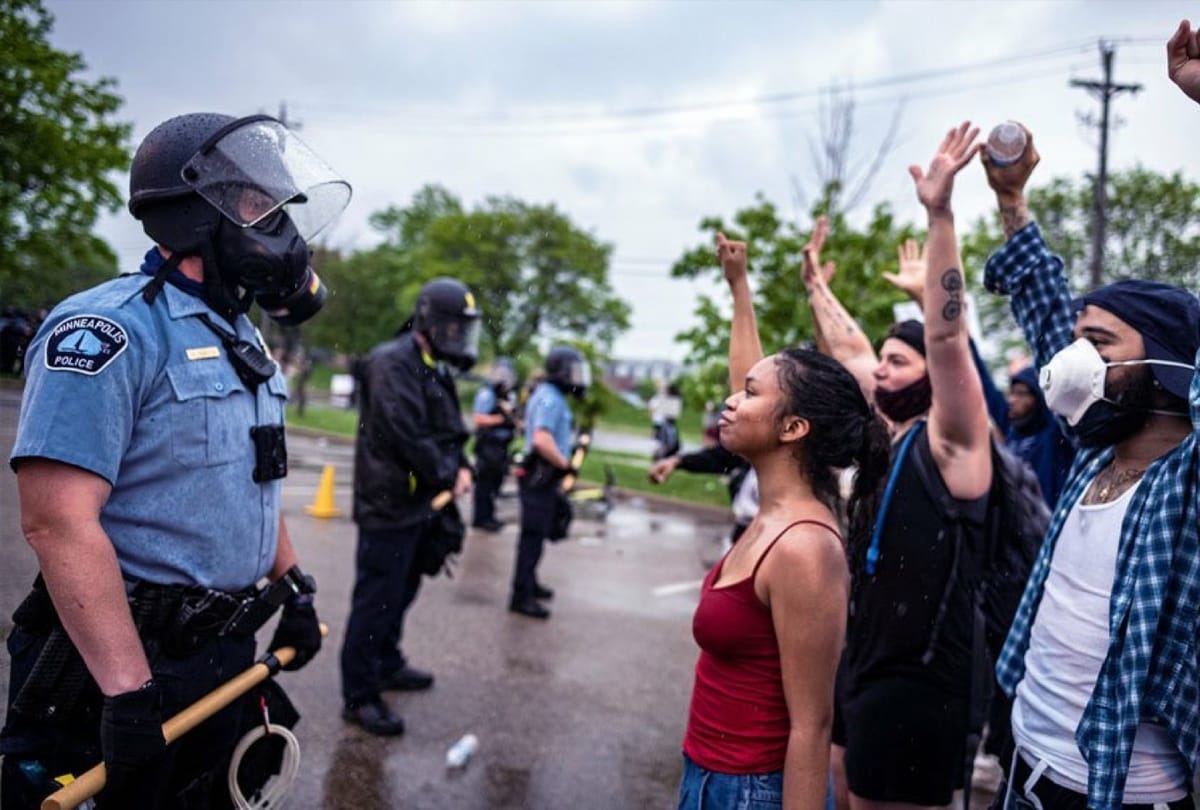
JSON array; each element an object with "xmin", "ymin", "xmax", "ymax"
[{"xmin": 43, "ymin": 314, "xmax": 129, "ymax": 375}]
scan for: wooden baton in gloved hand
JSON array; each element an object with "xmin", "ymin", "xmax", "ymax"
[
  {"xmin": 560, "ymin": 432, "xmax": 592, "ymax": 492},
  {"xmin": 41, "ymin": 625, "xmax": 328, "ymax": 810}
]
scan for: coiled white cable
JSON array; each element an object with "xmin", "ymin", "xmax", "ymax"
[{"xmin": 227, "ymin": 723, "xmax": 301, "ymax": 810}]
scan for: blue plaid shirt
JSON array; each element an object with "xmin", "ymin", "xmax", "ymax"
[{"xmin": 985, "ymin": 223, "xmax": 1200, "ymax": 809}]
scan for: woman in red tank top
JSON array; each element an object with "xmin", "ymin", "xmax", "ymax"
[{"xmin": 676, "ymin": 234, "xmax": 890, "ymax": 810}]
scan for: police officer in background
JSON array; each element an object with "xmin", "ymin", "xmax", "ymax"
[
  {"xmin": 471, "ymin": 357, "xmax": 518, "ymax": 532},
  {"xmin": 341, "ymin": 278, "xmax": 479, "ymax": 735},
  {"xmin": 509, "ymin": 345, "xmax": 589, "ymax": 620},
  {"xmin": 0, "ymin": 113, "xmax": 342, "ymax": 808}
]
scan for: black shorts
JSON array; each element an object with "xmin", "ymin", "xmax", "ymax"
[{"xmin": 842, "ymin": 676, "xmax": 967, "ymax": 805}]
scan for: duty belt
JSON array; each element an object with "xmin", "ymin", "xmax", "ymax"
[{"xmin": 9, "ymin": 575, "xmax": 298, "ymax": 722}]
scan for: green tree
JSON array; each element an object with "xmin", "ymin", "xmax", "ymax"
[
  {"xmin": 670, "ymin": 191, "xmax": 918, "ymax": 405},
  {"xmin": 309, "ymin": 184, "xmax": 631, "ymax": 364},
  {"xmin": 960, "ymin": 166, "xmax": 1200, "ymax": 363},
  {"xmin": 0, "ymin": 0, "xmax": 131, "ymax": 306}
]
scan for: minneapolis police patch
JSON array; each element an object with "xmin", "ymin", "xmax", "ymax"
[{"xmin": 43, "ymin": 314, "xmax": 129, "ymax": 375}]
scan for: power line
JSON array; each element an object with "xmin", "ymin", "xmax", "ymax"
[
  {"xmin": 301, "ymin": 38, "xmax": 1097, "ymax": 129},
  {"xmin": 313, "ymin": 61, "xmax": 1075, "ymax": 141}
]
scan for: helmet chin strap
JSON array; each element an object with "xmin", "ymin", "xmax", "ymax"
[
  {"xmin": 194, "ymin": 223, "xmax": 252, "ymax": 323},
  {"xmin": 140, "ymin": 251, "xmax": 183, "ymax": 305}
]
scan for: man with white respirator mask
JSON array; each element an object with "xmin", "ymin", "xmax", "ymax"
[{"xmin": 979, "ymin": 23, "xmax": 1200, "ymax": 809}]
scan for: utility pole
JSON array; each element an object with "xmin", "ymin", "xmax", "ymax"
[{"xmin": 1070, "ymin": 40, "xmax": 1141, "ymax": 288}]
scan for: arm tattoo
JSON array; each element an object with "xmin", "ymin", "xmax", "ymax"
[
  {"xmin": 940, "ymin": 268, "xmax": 963, "ymax": 321},
  {"xmin": 999, "ymin": 201, "xmax": 1033, "ymax": 239}
]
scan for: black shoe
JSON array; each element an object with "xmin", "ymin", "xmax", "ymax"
[
  {"xmin": 472, "ymin": 519, "xmax": 505, "ymax": 532},
  {"xmin": 379, "ymin": 665, "xmax": 434, "ymax": 692},
  {"xmin": 509, "ymin": 596, "xmax": 551, "ymax": 620},
  {"xmin": 343, "ymin": 701, "xmax": 406, "ymax": 736},
  {"xmin": 533, "ymin": 582, "xmax": 554, "ymax": 600}
]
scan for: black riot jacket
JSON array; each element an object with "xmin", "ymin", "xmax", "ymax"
[{"xmin": 352, "ymin": 330, "xmax": 470, "ymax": 529}]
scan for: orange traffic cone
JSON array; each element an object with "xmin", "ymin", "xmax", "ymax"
[{"xmin": 305, "ymin": 464, "xmax": 343, "ymax": 519}]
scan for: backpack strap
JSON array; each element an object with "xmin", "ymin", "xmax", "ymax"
[{"xmin": 864, "ymin": 421, "xmax": 926, "ymax": 575}]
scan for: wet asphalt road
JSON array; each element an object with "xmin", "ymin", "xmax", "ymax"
[{"xmin": 0, "ymin": 386, "xmax": 734, "ymax": 809}]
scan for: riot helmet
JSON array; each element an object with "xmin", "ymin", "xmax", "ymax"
[
  {"xmin": 490, "ymin": 357, "xmax": 517, "ymax": 394},
  {"xmin": 413, "ymin": 278, "xmax": 481, "ymax": 370},
  {"xmin": 129, "ymin": 113, "xmax": 350, "ymax": 324},
  {"xmin": 545, "ymin": 345, "xmax": 591, "ymax": 399}
]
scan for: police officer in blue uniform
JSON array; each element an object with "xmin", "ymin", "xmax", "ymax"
[
  {"xmin": 509, "ymin": 346, "xmax": 589, "ymax": 620},
  {"xmin": 471, "ymin": 357, "xmax": 518, "ymax": 532},
  {"xmin": 341, "ymin": 277, "xmax": 479, "ymax": 735},
  {"xmin": 0, "ymin": 113, "xmax": 347, "ymax": 809}
]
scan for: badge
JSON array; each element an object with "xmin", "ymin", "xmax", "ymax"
[{"xmin": 43, "ymin": 314, "xmax": 129, "ymax": 375}]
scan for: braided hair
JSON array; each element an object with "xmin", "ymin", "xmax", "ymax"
[{"xmin": 773, "ymin": 348, "xmax": 890, "ymax": 552}]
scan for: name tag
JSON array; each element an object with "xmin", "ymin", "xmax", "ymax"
[{"xmin": 186, "ymin": 346, "xmax": 220, "ymax": 361}]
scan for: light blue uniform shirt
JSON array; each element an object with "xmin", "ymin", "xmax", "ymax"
[
  {"xmin": 524, "ymin": 382, "xmax": 573, "ymax": 457},
  {"xmin": 11, "ymin": 273, "xmax": 288, "ymax": 592},
  {"xmin": 473, "ymin": 386, "xmax": 497, "ymax": 416}
]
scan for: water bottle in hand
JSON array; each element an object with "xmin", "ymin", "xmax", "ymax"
[
  {"xmin": 446, "ymin": 733, "xmax": 479, "ymax": 768},
  {"xmin": 986, "ymin": 122, "xmax": 1027, "ymax": 167}
]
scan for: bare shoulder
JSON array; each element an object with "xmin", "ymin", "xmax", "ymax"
[{"xmin": 761, "ymin": 519, "xmax": 848, "ymax": 591}]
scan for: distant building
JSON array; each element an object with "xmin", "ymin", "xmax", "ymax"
[{"xmin": 602, "ymin": 358, "xmax": 682, "ymax": 393}]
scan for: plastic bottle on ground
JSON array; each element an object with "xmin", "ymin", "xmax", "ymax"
[
  {"xmin": 445, "ymin": 733, "xmax": 479, "ymax": 769},
  {"xmin": 986, "ymin": 122, "xmax": 1027, "ymax": 167}
]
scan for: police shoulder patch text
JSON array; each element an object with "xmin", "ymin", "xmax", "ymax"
[{"xmin": 43, "ymin": 313, "xmax": 129, "ymax": 375}]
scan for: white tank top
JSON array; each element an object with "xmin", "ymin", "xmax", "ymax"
[{"xmin": 1012, "ymin": 481, "xmax": 1189, "ymax": 801}]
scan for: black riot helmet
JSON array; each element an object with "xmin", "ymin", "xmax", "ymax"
[
  {"xmin": 544, "ymin": 345, "xmax": 591, "ymax": 399},
  {"xmin": 413, "ymin": 278, "xmax": 481, "ymax": 371},
  {"xmin": 490, "ymin": 356, "xmax": 517, "ymax": 394},
  {"xmin": 128, "ymin": 113, "xmax": 351, "ymax": 324}
]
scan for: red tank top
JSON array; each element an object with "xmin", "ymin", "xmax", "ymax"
[{"xmin": 682, "ymin": 519, "xmax": 840, "ymax": 774}]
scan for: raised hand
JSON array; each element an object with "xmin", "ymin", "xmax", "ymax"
[
  {"xmin": 1168, "ymin": 19, "xmax": 1200, "ymax": 104},
  {"xmin": 980, "ymin": 122, "xmax": 1040, "ymax": 203},
  {"xmin": 909, "ymin": 121, "xmax": 980, "ymax": 213},
  {"xmin": 716, "ymin": 232, "xmax": 748, "ymax": 285},
  {"xmin": 883, "ymin": 238, "xmax": 927, "ymax": 304},
  {"xmin": 801, "ymin": 216, "xmax": 835, "ymax": 289}
]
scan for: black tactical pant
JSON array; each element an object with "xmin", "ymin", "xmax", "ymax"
[{"xmin": 1, "ymin": 623, "xmax": 254, "ymax": 809}]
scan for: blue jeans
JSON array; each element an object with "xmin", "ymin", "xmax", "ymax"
[{"xmin": 676, "ymin": 753, "xmax": 783, "ymax": 810}]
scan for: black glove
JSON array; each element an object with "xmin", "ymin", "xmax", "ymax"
[
  {"xmin": 269, "ymin": 597, "xmax": 321, "ymax": 671},
  {"xmin": 99, "ymin": 680, "xmax": 166, "ymax": 802}
]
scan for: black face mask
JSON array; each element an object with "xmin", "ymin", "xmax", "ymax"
[
  {"xmin": 212, "ymin": 212, "xmax": 325, "ymax": 324},
  {"xmin": 1073, "ymin": 364, "xmax": 1156, "ymax": 448},
  {"xmin": 874, "ymin": 375, "xmax": 932, "ymax": 423},
  {"xmin": 1073, "ymin": 400, "xmax": 1149, "ymax": 448}
]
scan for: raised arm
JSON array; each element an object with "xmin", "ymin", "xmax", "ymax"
[
  {"xmin": 801, "ymin": 216, "xmax": 879, "ymax": 398},
  {"xmin": 717, "ymin": 232, "xmax": 764, "ymax": 393},
  {"xmin": 980, "ymin": 126, "xmax": 1077, "ymax": 370},
  {"xmin": 909, "ymin": 122, "xmax": 992, "ymax": 499}
]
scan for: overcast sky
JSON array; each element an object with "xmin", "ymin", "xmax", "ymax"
[{"xmin": 46, "ymin": 0, "xmax": 1200, "ymax": 362}]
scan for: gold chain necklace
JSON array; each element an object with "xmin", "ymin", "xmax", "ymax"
[{"xmin": 1095, "ymin": 466, "xmax": 1147, "ymax": 501}]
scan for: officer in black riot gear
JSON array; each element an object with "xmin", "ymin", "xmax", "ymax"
[
  {"xmin": 1, "ymin": 112, "xmax": 344, "ymax": 808},
  {"xmin": 341, "ymin": 277, "xmax": 479, "ymax": 735},
  {"xmin": 471, "ymin": 357, "xmax": 518, "ymax": 532},
  {"xmin": 509, "ymin": 346, "xmax": 589, "ymax": 620}
]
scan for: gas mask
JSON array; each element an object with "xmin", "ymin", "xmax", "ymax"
[
  {"xmin": 1040, "ymin": 338, "xmax": 1192, "ymax": 447},
  {"xmin": 211, "ymin": 209, "xmax": 326, "ymax": 326},
  {"xmin": 181, "ymin": 116, "xmax": 349, "ymax": 324}
]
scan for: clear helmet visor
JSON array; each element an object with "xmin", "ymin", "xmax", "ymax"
[
  {"xmin": 181, "ymin": 119, "xmax": 351, "ymax": 240},
  {"xmin": 434, "ymin": 316, "xmax": 482, "ymax": 364},
  {"xmin": 571, "ymin": 359, "xmax": 592, "ymax": 390}
]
